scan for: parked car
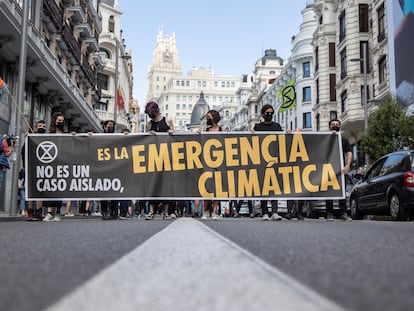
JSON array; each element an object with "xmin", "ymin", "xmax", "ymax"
[
  {"xmin": 349, "ymin": 150, "xmax": 414, "ymax": 220},
  {"xmin": 302, "ymin": 174, "xmax": 355, "ymax": 218}
]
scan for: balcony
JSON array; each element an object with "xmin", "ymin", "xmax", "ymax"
[
  {"xmin": 43, "ymin": 0, "xmax": 63, "ymax": 31},
  {"xmin": 82, "ymin": 57, "xmax": 95, "ymax": 85},
  {"xmin": 82, "ymin": 38, "xmax": 99, "ymax": 52},
  {"xmin": 66, "ymin": 4, "xmax": 86, "ymax": 23},
  {"xmin": 75, "ymin": 23, "xmax": 93, "ymax": 38},
  {"xmin": 62, "ymin": 23, "xmax": 81, "ymax": 64}
]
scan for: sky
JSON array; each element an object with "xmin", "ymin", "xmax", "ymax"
[{"xmin": 119, "ymin": 0, "xmax": 311, "ymax": 109}]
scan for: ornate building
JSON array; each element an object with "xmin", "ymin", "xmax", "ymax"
[{"xmin": 146, "ymin": 31, "xmax": 240, "ymax": 132}]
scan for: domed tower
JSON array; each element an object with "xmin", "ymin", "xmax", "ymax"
[{"xmin": 187, "ymin": 91, "xmax": 210, "ymax": 132}]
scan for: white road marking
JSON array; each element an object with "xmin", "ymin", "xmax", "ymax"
[{"xmin": 46, "ymin": 218, "xmax": 345, "ymax": 311}]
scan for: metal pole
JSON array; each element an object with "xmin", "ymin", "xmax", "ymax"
[
  {"xmin": 114, "ymin": 38, "xmax": 119, "ymax": 125},
  {"xmin": 10, "ymin": 0, "xmax": 30, "ymax": 216},
  {"xmin": 362, "ymin": 42, "xmax": 368, "ymax": 165}
]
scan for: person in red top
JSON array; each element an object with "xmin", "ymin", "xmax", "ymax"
[{"xmin": 0, "ymin": 134, "xmax": 14, "ymax": 188}]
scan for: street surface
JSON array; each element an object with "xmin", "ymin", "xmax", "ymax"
[{"xmin": 0, "ymin": 217, "xmax": 413, "ymax": 311}]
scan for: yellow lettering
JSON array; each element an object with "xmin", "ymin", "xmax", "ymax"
[
  {"xmin": 320, "ymin": 164, "xmax": 340, "ymax": 191},
  {"xmin": 239, "ymin": 136, "xmax": 260, "ymax": 166},
  {"xmin": 262, "ymin": 167, "xmax": 282, "ymax": 195},
  {"xmin": 302, "ymin": 164, "xmax": 319, "ymax": 192},
  {"xmin": 171, "ymin": 142, "xmax": 185, "ymax": 171},
  {"xmin": 238, "ymin": 169, "xmax": 260, "ymax": 197},
  {"xmin": 224, "ymin": 137, "xmax": 239, "ymax": 167},
  {"xmin": 278, "ymin": 166, "xmax": 293, "ymax": 194},
  {"xmin": 198, "ymin": 171, "xmax": 214, "ymax": 198},
  {"xmin": 148, "ymin": 143, "xmax": 171, "ymax": 172},
  {"xmin": 214, "ymin": 171, "xmax": 228, "ymax": 197},
  {"xmin": 289, "ymin": 134, "xmax": 309, "ymax": 162},
  {"xmin": 203, "ymin": 139, "xmax": 223, "ymax": 169},
  {"xmin": 185, "ymin": 141, "xmax": 203, "ymax": 169},
  {"xmin": 261, "ymin": 135, "xmax": 278, "ymax": 164},
  {"xmin": 131, "ymin": 145, "xmax": 146, "ymax": 173}
]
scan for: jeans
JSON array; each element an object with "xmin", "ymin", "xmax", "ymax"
[
  {"xmin": 19, "ymin": 188, "xmax": 26, "ymax": 212},
  {"xmin": 261, "ymin": 200, "xmax": 278, "ymax": 216},
  {"xmin": 190, "ymin": 200, "xmax": 203, "ymax": 217}
]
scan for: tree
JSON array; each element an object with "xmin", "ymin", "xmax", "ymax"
[{"xmin": 362, "ymin": 95, "xmax": 414, "ymax": 162}]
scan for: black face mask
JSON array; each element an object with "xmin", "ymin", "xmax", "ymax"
[
  {"xmin": 330, "ymin": 126, "xmax": 340, "ymax": 132},
  {"xmin": 37, "ymin": 128, "xmax": 46, "ymax": 134},
  {"xmin": 106, "ymin": 126, "xmax": 115, "ymax": 133},
  {"xmin": 206, "ymin": 118, "xmax": 213, "ymax": 127},
  {"xmin": 56, "ymin": 122, "xmax": 64, "ymax": 130},
  {"xmin": 263, "ymin": 112, "xmax": 273, "ymax": 122},
  {"xmin": 148, "ymin": 113, "xmax": 156, "ymax": 119}
]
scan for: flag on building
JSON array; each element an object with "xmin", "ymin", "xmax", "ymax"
[
  {"xmin": 117, "ymin": 87, "xmax": 125, "ymax": 111},
  {"xmin": 277, "ymin": 79, "xmax": 296, "ymax": 113}
]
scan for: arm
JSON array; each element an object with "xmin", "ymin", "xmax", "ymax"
[{"xmin": 342, "ymin": 151, "xmax": 353, "ymax": 175}]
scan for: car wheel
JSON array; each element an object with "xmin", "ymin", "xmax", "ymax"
[
  {"xmin": 389, "ymin": 192, "xmax": 407, "ymax": 220},
  {"xmin": 350, "ymin": 197, "xmax": 363, "ymax": 220}
]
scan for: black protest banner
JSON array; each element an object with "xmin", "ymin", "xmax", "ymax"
[{"xmin": 26, "ymin": 132, "xmax": 346, "ymax": 200}]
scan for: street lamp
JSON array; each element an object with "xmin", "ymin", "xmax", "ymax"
[{"xmin": 351, "ymin": 42, "xmax": 368, "ymax": 165}]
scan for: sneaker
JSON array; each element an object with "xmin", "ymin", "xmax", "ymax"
[
  {"xmin": 270, "ymin": 213, "xmax": 283, "ymax": 221},
  {"xmin": 52, "ymin": 215, "xmax": 61, "ymax": 222},
  {"xmin": 170, "ymin": 213, "xmax": 177, "ymax": 219},
  {"xmin": 211, "ymin": 214, "xmax": 219, "ymax": 220},
  {"xmin": 162, "ymin": 213, "xmax": 171, "ymax": 220},
  {"xmin": 327, "ymin": 213, "xmax": 334, "ymax": 221},
  {"xmin": 92, "ymin": 212, "xmax": 102, "ymax": 217},
  {"xmin": 262, "ymin": 214, "xmax": 270, "ymax": 221},
  {"xmin": 250, "ymin": 213, "xmax": 255, "ymax": 218},
  {"xmin": 341, "ymin": 213, "xmax": 352, "ymax": 221},
  {"xmin": 233, "ymin": 212, "xmax": 239, "ymax": 218},
  {"xmin": 201, "ymin": 213, "xmax": 209, "ymax": 220},
  {"xmin": 284, "ymin": 213, "xmax": 293, "ymax": 220},
  {"xmin": 102, "ymin": 212, "xmax": 114, "ymax": 220},
  {"xmin": 297, "ymin": 214, "xmax": 305, "ymax": 220},
  {"xmin": 145, "ymin": 213, "xmax": 154, "ymax": 220},
  {"xmin": 42, "ymin": 213, "xmax": 54, "ymax": 222},
  {"xmin": 65, "ymin": 212, "xmax": 75, "ymax": 217},
  {"xmin": 119, "ymin": 215, "xmax": 133, "ymax": 220}
]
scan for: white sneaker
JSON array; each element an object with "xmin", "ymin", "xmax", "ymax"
[
  {"xmin": 270, "ymin": 213, "xmax": 282, "ymax": 221},
  {"xmin": 211, "ymin": 214, "xmax": 219, "ymax": 220},
  {"xmin": 65, "ymin": 212, "xmax": 74, "ymax": 217},
  {"xmin": 262, "ymin": 214, "xmax": 270, "ymax": 221},
  {"xmin": 52, "ymin": 215, "xmax": 61, "ymax": 222},
  {"xmin": 42, "ymin": 213, "xmax": 54, "ymax": 222},
  {"xmin": 201, "ymin": 213, "xmax": 209, "ymax": 220}
]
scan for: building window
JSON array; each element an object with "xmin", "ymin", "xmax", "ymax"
[
  {"xmin": 197, "ymin": 81, "xmax": 201, "ymax": 87},
  {"xmin": 315, "ymin": 46, "xmax": 319, "ymax": 72},
  {"xmin": 359, "ymin": 4, "xmax": 369, "ymax": 32},
  {"xmin": 108, "ymin": 16, "xmax": 115, "ymax": 33},
  {"xmin": 181, "ymin": 81, "xmax": 185, "ymax": 86},
  {"xmin": 316, "ymin": 113, "xmax": 320, "ymax": 131},
  {"xmin": 303, "ymin": 112, "xmax": 312, "ymax": 129},
  {"xmin": 316, "ymin": 78, "xmax": 320, "ymax": 104},
  {"xmin": 359, "ymin": 41, "xmax": 371, "ymax": 73},
  {"xmin": 302, "ymin": 87, "xmax": 311, "ymax": 102},
  {"xmin": 339, "ymin": 10, "xmax": 346, "ymax": 42},
  {"xmin": 330, "ymin": 111, "xmax": 337, "ymax": 121},
  {"xmin": 340, "ymin": 48, "xmax": 347, "ymax": 79},
  {"xmin": 378, "ymin": 55, "xmax": 387, "ymax": 83},
  {"xmin": 329, "ymin": 74, "xmax": 336, "ymax": 101},
  {"xmin": 186, "ymin": 81, "xmax": 190, "ymax": 86},
  {"xmin": 203, "ymin": 81, "xmax": 207, "ymax": 87},
  {"xmin": 95, "ymin": 101, "xmax": 108, "ymax": 111},
  {"xmin": 176, "ymin": 104, "xmax": 180, "ymax": 110},
  {"xmin": 329, "ymin": 43, "xmax": 336, "ymax": 67},
  {"xmin": 303, "ymin": 62, "xmax": 310, "ymax": 78},
  {"xmin": 165, "ymin": 96, "xmax": 169, "ymax": 102},
  {"xmin": 377, "ymin": 3, "xmax": 385, "ymax": 42},
  {"xmin": 156, "ymin": 76, "xmax": 159, "ymax": 82},
  {"xmin": 221, "ymin": 82, "xmax": 225, "ymax": 87},
  {"xmin": 176, "ymin": 80, "xmax": 180, "ymax": 86},
  {"xmin": 97, "ymin": 73, "xmax": 108, "ymax": 90},
  {"xmin": 340, "ymin": 90, "xmax": 348, "ymax": 113},
  {"xmin": 214, "ymin": 81, "xmax": 218, "ymax": 87}
]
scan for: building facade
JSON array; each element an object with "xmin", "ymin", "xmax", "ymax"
[{"xmin": 146, "ymin": 31, "xmax": 240, "ymax": 132}]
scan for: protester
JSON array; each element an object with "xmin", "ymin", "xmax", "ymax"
[
  {"xmin": 325, "ymin": 119, "xmax": 353, "ymax": 221},
  {"xmin": 144, "ymin": 101, "xmax": 175, "ymax": 220},
  {"xmin": 252, "ymin": 104, "xmax": 285, "ymax": 221},
  {"xmin": 0, "ymin": 133, "xmax": 14, "ymax": 189},
  {"xmin": 43, "ymin": 112, "xmax": 66, "ymax": 222},
  {"xmin": 201, "ymin": 109, "xmax": 225, "ymax": 220}
]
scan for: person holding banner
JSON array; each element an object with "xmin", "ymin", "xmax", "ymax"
[
  {"xmin": 101, "ymin": 119, "xmax": 120, "ymax": 220},
  {"xmin": 43, "ymin": 112, "xmax": 66, "ymax": 222},
  {"xmin": 253, "ymin": 104, "xmax": 284, "ymax": 221},
  {"xmin": 201, "ymin": 109, "xmax": 225, "ymax": 220},
  {"xmin": 144, "ymin": 101, "xmax": 175, "ymax": 220},
  {"xmin": 325, "ymin": 119, "xmax": 353, "ymax": 221}
]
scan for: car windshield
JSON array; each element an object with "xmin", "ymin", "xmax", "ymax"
[{"xmin": 411, "ymin": 153, "xmax": 414, "ymax": 171}]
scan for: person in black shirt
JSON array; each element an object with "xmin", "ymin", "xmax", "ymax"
[
  {"xmin": 253, "ymin": 104, "xmax": 285, "ymax": 221},
  {"xmin": 325, "ymin": 119, "xmax": 353, "ymax": 221}
]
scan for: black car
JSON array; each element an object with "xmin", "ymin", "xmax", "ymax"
[{"xmin": 349, "ymin": 150, "xmax": 414, "ymax": 220}]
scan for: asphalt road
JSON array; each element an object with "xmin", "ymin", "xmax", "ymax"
[{"xmin": 0, "ymin": 217, "xmax": 413, "ymax": 311}]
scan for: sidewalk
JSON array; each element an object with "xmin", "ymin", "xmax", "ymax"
[{"xmin": 0, "ymin": 211, "xmax": 27, "ymax": 221}]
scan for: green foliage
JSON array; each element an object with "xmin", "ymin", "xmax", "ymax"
[{"xmin": 362, "ymin": 95, "xmax": 414, "ymax": 161}]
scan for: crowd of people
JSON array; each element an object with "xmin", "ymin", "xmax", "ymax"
[{"xmin": 5, "ymin": 101, "xmax": 353, "ymax": 222}]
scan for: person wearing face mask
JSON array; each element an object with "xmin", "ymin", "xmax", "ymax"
[
  {"xmin": 253, "ymin": 104, "xmax": 284, "ymax": 221},
  {"xmin": 200, "ymin": 110, "xmax": 226, "ymax": 220},
  {"xmin": 325, "ymin": 119, "xmax": 353, "ymax": 221},
  {"xmin": 144, "ymin": 101, "xmax": 175, "ymax": 220},
  {"xmin": 24, "ymin": 120, "xmax": 47, "ymax": 220},
  {"xmin": 42, "ymin": 112, "xmax": 66, "ymax": 222}
]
